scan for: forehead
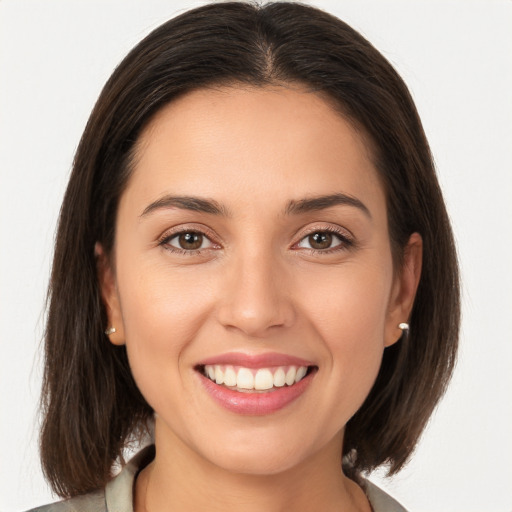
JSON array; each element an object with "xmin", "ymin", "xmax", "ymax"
[{"xmin": 125, "ymin": 85, "xmax": 385, "ymax": 217}]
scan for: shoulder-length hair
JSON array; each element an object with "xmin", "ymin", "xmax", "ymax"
[{"xmin": 41, "ymin": 1, "xmax": 459, "ymax": 497}]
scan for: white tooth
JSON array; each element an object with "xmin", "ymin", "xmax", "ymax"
[
  {"xmin": 237, "ymin": 368, "xmax": 255, "ymax": 389},
  {"xmin": 223, "ymin": 366, "xmax": 237, "ymax": 387},
  {"xmin": 254, "ymin": 369, "xmax": 273, "ymax": 390},
  {"xmin": 295, "ymin": 366, "xmax": 307, "ymax": 382},
  {"xmin": 214, "ymin": 365, "xmax": 224, "ymax": 385},
  {"xmin": 273, "ymin": 367, "xmax": 286, "ymax": 387},
  {"xmin": 206, "ymin": 366, "xmax": 215, "ymax": 380},
  {"xmin": 285, "ymin": 366, "xmax": 297, "ymax": 386}
]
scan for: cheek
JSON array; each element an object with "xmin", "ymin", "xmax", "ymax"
[
  {"xmin": 296, "ymin": 262, "xmax": 391, "ymax": 405},
  {"xmin": 120, "ymin": 258, "xmax": 215, "ymax": 336},
  {"xmin": 116, "ymin": 263, "xmax": 216, "ymax": 401},
  {"xmin": 298, "ymin": 260, "xmax": 392, "ymax": 341}
]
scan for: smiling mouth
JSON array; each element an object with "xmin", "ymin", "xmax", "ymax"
[{"xmin": 196, "ymin": 364, "xmax": 317, "ymax": 393}]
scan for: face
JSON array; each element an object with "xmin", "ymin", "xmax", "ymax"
[{"xmin": 100, "ymin": 86, "xmax": 420, "ymax": 476}]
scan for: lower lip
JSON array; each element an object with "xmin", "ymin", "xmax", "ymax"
[{"xmin": 198, "ymin": 370, "xmax": 315, "ymax": 415}]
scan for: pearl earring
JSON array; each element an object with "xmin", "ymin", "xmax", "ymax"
[{"xmin": 105, "ymin": 326, "xmax": 116, "ymax": 335}]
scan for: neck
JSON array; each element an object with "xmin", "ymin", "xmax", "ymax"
[{"xmin": 135, "ymin": 420, "xmax": 370, "ymax": 512}]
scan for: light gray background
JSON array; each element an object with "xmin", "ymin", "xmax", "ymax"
[{"xmin": 1, "ymin": 1, "xmax": 511, "ymax": 511}]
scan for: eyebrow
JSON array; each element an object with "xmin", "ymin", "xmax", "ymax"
[
  {"xmin": 140, "ymin": 192, "xmax": 370, "ymax": 219},
  {"xmin": 285, "ymin": 193, "xmax": 371, "ymax": 218},
  {"xmin": 140, "ymin": 195, "xmax": 229, "ymax": 218}
]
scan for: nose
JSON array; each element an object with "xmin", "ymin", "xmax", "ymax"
[{"xmin": 216, "ymin": 250, "xmax": 296, "ymax": 338}]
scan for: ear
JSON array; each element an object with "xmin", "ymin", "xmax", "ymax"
[
  {"xmin": 384, "ymin": 232, "xmax": 423, "ymax": 347},
  {"xmin": 95, "ymin": 242, "xmax": 125, "ymax": 346}
]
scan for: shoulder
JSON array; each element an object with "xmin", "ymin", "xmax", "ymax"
[
  {"xmin": 23, "ymin": 445, "xmax": 154, "ymax": 512},
  {"xmin": 364, "ymin": 478, "xmax": 408, "ymax": 512},
  {"xmin": 23, "ymin": 489, "xmax": 106, "ymax": 512}
]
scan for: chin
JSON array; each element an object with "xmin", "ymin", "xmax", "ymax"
[
  {"xmin": 191, "ymin": 423, "xmax": 325, "ymax": 477},
  {"xmin": 205, "ymin": 444, "xmax": 306, "ymax": 476}
]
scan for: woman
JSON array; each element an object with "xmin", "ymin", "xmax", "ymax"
[{"xmin": 28, "ymin": 2, "xmax": 459, "ymax": 511}]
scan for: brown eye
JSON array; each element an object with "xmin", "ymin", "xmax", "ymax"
[
  {"xmin": 308, "ymin": 232, "xmax": 333, "ymax": 250},
  {"xmin": 167, "ymin": 231, "xmax": 213, "ymax": 251},
  {"xmin": 297, "ymin": 230, "xmax": 345, "ymax": 251},
  {"xmin": 179, "ymin": 232, "xmax": 202, "ymax": 249}
]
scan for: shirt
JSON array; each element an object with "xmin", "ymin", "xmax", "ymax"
[{"xmin": 27, "ymin": 445, "xmax": 407, "ymax": 512}]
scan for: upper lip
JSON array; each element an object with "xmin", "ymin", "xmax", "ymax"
[{"xmin": 196, "ymin": 352, "xmax": 315, "ymax": 369}]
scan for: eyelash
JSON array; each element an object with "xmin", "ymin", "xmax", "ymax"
[
  {"xmin": 158, "ymin": 226, "xmax": 354, "ymax": 256},
  {"xmin": 294, "ymin": 226, "xmax": 355, "ymax": 254},
  {"xmin": 158, "ymin": 226, "xmax": 219, "ymax": 256}
]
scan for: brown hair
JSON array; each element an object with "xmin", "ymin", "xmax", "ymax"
[{"xmin": 41, "ymin": 1, "xmax": 459, "ymax": 497}]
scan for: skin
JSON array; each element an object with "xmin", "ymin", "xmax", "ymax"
[{"xmin": 98, "ymin": 85, "xmax": 422, "ymax": 512}]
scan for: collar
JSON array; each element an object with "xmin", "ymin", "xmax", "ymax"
[{"xmin": 104, "ymin": 445, "xmax": 407, "ymax": 512}]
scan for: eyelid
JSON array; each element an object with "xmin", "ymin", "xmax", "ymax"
[
  {"xmin": 291, "ymin": 224, "xmax": 355, "ymax": 252},
  {"xmin": 156, "ymin": 222, "xmax": 355, "ymax": 255},
  {"xmin": 157, "ymin": 223, "xmax": 221, "ymax": 249},
  {"xmin": 167, "ymin": 232, "xmax": 214, "ymax": 250}
]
